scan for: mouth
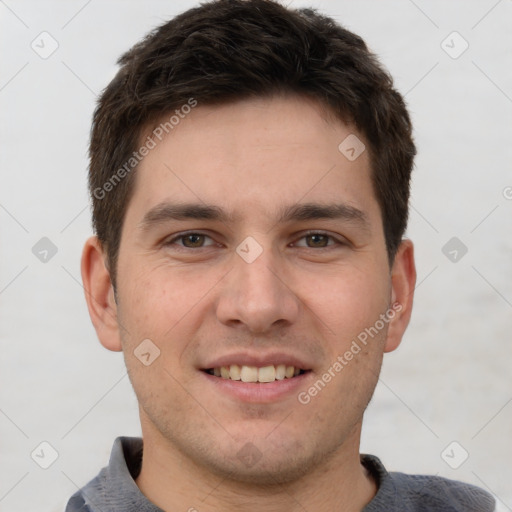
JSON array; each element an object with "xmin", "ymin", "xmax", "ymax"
[
  {"xmin": 199, "ymin": 353, "xmax": 314, "ymax": 403},
  {"xmin": 203, "ymin": 364, "xmax": 310, "ymax": 383}
]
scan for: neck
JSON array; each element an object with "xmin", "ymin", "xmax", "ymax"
[{"xmin": 135, "ymin": 422, "xmax": 377, "ymax": 512}]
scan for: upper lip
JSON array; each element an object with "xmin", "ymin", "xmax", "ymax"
[{"xmin": 201, "ymin": 352, "xmax": 313, "ymax": 371}]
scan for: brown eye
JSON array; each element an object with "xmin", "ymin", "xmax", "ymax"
[
  {"xmin": 292, "ymin": 232, "xmax": 342, "ymax": 249},
  {"xmin": 305, "ymin": 234, "xmax": 330, "ymax": 248},
  {"xmin": 181, "ymin": 234, "xmax": 207, "ymax": 247},
  {"xmin": 165, "ymin": 232, "xmax": 216, "ymax": 249}
]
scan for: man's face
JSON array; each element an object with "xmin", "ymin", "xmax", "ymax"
[{"xmin": 112, "ymin": 95, "xmax": 403, "ymax": 483}]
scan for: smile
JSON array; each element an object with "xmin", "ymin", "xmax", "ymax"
[{"xmin": 204, "ymin": 364, "xmax": 308, "ymax": 383}]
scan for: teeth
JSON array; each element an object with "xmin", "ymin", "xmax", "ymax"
[
  {"xmin": 240, "ymin": 365, "xmax": 258, "ymax": 383},
  {"xmin": 229, "ymin": 364, "xmax": 241, "ymax": 380},
  {"xmin": 258, "ymin": 365, "xmax": 276, "ymax": 383},
  {"xmin": 275, "ymin": 364, "xmax": 286, "ymax": 380},
  {"xmin": 210, "ymin": 364, "xmax": 304, "ymax": 382}
]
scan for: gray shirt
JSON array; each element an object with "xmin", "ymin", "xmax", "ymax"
[{"xmin": 65, "ymin": 437, "xmax": 495, "ymax": 511}]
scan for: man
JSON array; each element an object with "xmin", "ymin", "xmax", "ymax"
[{"xmin": 67, "ymin": 0, "xmax": 495, "ymax": 510}]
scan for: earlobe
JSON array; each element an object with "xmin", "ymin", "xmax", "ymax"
[
  {"xmin": 384, "ymin": 239, "xmax": 416, "ymax": 353},
  {"xmin": 81, "ymin": 236, "xmax": 123, "ymax": 352}
]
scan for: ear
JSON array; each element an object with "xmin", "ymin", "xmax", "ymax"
[
  {"xmin": 81, "ymin": 236, "xmax": 122, "ymax": 352},
  {"xmin": 384, "ymin": 239, "xmax": 416, "ymax": 353}
]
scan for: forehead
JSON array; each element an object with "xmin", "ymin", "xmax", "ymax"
[{"xmin": 127, "ymin": 95, "xmax": 379, "ymax": 228}]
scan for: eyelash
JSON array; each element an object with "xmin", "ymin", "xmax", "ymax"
[
  {"xmin": 292, "ymin": 230, "xmax": 343, "ymax": 248},
  {"xmin": 164, "ymin": 230, "xmax": 345, "ymax": 250}
]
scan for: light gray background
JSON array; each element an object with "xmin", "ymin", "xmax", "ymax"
[{"xmin": 1, "ymin": 1, "xmax": 511, "ymax": 511}]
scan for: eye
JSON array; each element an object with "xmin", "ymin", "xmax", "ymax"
[
  {"xmin": 165, "ymin": 232, "xmax": 216, "ymax": 249},
  {"xmin": 292, "ymin": 232, "xmax": 340, "ymax": 248}
]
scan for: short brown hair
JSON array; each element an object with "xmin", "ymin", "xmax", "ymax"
[{"xmin": 89, "ymin": 0, "xmax": 415, "ymax": 287}]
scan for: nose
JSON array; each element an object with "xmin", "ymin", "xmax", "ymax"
[{"xmin": 215, "ymin": 244, "xmax": 301, "ymax": 334}]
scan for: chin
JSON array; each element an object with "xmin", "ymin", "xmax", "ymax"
[
  {"xmin": 202, "ymin": 449, "xmax": 323, "ymax": 486},
  {"xmin": 189, "ymin": 428, "xmax": 334, "ymax": 487}
]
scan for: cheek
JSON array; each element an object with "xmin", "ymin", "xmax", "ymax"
[
  {"xmin": 116, "ymin": 262, "xmax": 221, "ymax": 351},
  {"xmin": 303, "ymin": 264, "xmax": 390, "ymax": 344}
]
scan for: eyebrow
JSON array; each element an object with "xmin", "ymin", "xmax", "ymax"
[
  {"xmin": 138, "ymin": 201, "xmax": 370, "ymax": 231},
  {"xmin": 139, "ymin": 202, "xmax": 232, "ymax": 230},
  {"xmin": 277, "ymin": 202, "xmax": 369, "ymax": 227}
]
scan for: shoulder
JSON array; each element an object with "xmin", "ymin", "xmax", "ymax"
[
  {"xmin": 65, "ymin": 494, "xmax": 92, "ymax": 512},
  {"xmin": 362, "ymin": 455, "xmax": 496, "ymax": 512},
  {"xmin": 389, "ymin": 471, "xmax": 496, "ymax": 511},
  {"xmin": 64, "ymin": 437, "xmax": 142, "ymax": 512},
  {"xmin": 64, "ymin": 467, "xmax": 108, "ymax": 512}
]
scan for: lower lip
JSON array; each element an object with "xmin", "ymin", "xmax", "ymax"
[{"xmin": 200, "ymin": 371, "xmax": 312, "ymax": 403}]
